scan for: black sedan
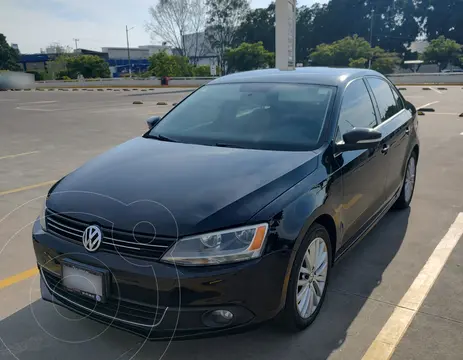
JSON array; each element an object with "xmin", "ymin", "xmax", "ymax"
[{"xmin": 33, "ymin": 67, "xmax": 419, "ymax": 338}]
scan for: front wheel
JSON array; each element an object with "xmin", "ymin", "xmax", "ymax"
[
  {"xmin": 393, "ymin": 152, "xmax": 417, "ymax": 209},
  {"xmin": 280, "ymin": 224, "xmax": 332, "ymax": 331}
]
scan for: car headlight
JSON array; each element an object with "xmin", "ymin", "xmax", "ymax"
[
  {"xmin": 39, "ymin": 202, "xmax": 47, "ymax": 231},
  {"xmin": 161, "ymin": 224, "xmax": 269, "ymax": 266}
]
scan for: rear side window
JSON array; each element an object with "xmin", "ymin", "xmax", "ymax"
[
  {"xmin": 390, "ymin": 85, "xmax": 404, "ymax": 111},
  {"xmin": 366, "ymin": 77, "xmax": 401, "ymax": 122},
  {"xmin": 337, "ymin": 79, "xmax": 377, "ymax": 141}
]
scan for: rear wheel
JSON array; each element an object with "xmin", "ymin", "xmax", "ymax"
[
  {"xmin": 280, "ymin": 224, "xmax": 332, "ymax": 330},
  {"xmin": 393, "ymin": 152, "xmax": 417, "ymax": 209}
]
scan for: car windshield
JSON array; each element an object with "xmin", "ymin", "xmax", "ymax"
[{"xmin": 147, "ymin": 82, "xmax": 335, "ymax": 151}]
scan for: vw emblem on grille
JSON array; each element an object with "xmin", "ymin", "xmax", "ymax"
[{"xmin": 82, "ymin": 225, "xmax": 102, "ymax": 252}]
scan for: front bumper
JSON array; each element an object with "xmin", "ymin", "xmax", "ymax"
[{"xmin": 33, "ymin": 220, "xmax": 291, "ymax": 339}]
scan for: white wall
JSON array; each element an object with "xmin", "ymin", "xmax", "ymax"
[
  {"xmin": 102, "ymin": 47, "xmax": 150, "ymax": 60},
  {"xmin": 138, "ymin": 45, "xmax": 172, "ymax": 56}
]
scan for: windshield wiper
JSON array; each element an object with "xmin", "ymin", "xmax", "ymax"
[
  {"xmin": 148, "ymin": 134, "xmax": 178, "ymax": 143},
  {"xmin": 215, "ymin": 142, "xmax": 245, "ymax": 149}
]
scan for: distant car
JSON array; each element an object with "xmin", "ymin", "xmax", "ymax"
[{"xmin": 33, "ymin": 67, "xmax": 419, "ymax": 338}]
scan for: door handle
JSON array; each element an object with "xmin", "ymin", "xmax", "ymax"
[
  {"xmin": 405, "ymin": 127, "xmax": 410, "ymax": 135},
  {"xmin": 381, "ymin": 144, "xmax": 390, "ymax": 154}
]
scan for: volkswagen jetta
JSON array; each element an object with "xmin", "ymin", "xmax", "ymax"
[{"xmin": 33, "ymin": 67, "xmax": 419, "ymax": 338}]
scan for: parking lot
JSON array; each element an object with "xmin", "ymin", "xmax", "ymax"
[{"xmin": 1, "ymin": 85, "xmax": 463, "ymax": 360}]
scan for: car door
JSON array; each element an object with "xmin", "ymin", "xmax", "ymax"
[
  {"xmin": 365, "ymin": 77, "xmax": 412, "ymax": 202},
  {"xmin": 335, "ymin": 78, "xmax": 389, "ymax": 245}
]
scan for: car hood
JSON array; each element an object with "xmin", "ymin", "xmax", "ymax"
[{"xmin": 47, "ymin": 137, "xmax": 318, "ymax": 237}]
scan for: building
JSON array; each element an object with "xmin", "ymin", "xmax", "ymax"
[
  {"xmin": 74, "ymin": 49, "xmax": 108, "ymax": 61},
  {"xmin": 19, "ymin": 53, "xmax": 54, "ymax": 72},
  {"xmin": 182, "ymin": 32, "xmax": 218, "ymax": 67},
  {"xmin": 138, "ymin": 44, "xmax": 172, "ymax": 56},
  {"xmin": 102, "ymin": 45, "xmax": 172, "ymax": 76}
]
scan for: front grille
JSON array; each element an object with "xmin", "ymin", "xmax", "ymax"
[
  {"xmin": 45, "ymin": 209, "xmax": 174, "ymax": 259},
  {"xmin": 42, "ymin": 268, "xmax": 167, "ymax": 327}
]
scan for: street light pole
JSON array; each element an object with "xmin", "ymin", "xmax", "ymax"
[
  {"xmin": 126, "ymin": 25, "xmax": 134, "ymax": 78},
  {"xmin": 368, "ymin": 7, "xmax": 375, "ymax": 69}
]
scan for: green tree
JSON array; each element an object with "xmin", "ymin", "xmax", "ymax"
[
  {"xmin": 234, "ymin": 3, "xmax": 275, "ymax": 52},
  {"xmin": 348, "ymin": 58, "xmax": 368, "ymax": 68},
  {"xmin": 310, "ymin": 35, "xmax": 373, "ymax": 67},
  {"xmin": 310, "ymin": 36, "xmax": 400, "ymax": 74},
  {"xmin": 64, "ymin": 55, "xmax": 110, "ymax": 79},
  {"xmin": 205, "ymin": 0, "xmax": 250, "ymax": 74},
  {"xmin": 173, "ymin": 55, "xmax": 195, "ymax": 76},
  {"xmin": 296, "ymin": 3, "xmax": 329, "ymax": 64},
  {"xmin": 225, "ymin": 41, "xmax": 274, "ymax": 73},
  {"xmin": 0, "ymin": 34, "xmax": 21, "ymax": 71},
  {"xmin": 371, "ymin": 48, "xmax": 401, "ymax": 74},
  {"xmin": 193, "ymin": 65, "xmax": 213, "ymax": 76},
  {"xmin": 423, "ymin": 0, "xmax": 463, "ymax": 45},
  {"xmin": 303, "ymin": 0, "xmax": 420, "ymax": 55},
  {"xmin": 148, "ymin": 51, "xmax": 179, "ymax": 77},
  {"xmin": 421, "ymin": 36, "xmax": 462, "ymax": 71}
]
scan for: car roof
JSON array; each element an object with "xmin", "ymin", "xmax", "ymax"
[{"xmin": 208, "ymin": 67, "xmax": 382, "ymax": 87}]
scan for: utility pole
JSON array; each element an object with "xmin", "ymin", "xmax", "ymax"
[
  {"xmin": 126, "ymin": 26, "xmax": 135, "ymax": 78},
  {"xmin": 73, "ymin": 38, "xmax": 79, "ymax": 50},
  {"xmin": 368, "ymin": 7, "xmax": 375, "ymax": 69}
]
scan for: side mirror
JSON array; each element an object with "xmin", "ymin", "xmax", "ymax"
[
  {"xmin": 146, "ymin": 116, "xmax": 161, "ymax": 130},
  {"xmin": 405, "ymin": 101, "xmax": 416, "ymax": 114},
  {"xmin": 336, "ymin": 127, "xmax": 382, "ymax": 152}
]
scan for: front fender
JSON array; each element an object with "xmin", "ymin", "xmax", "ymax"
[{"xmin": 249, "ymin": 164, "xmax": 342, "ymax": 310}]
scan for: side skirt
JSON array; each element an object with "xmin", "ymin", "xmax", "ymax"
[{"xmin": 334, "ymin": 188, "xmax": 401, "ymax": 264}]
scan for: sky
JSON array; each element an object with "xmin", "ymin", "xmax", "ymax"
[{"xmin": 1, "ymin": 0, "xmax": 327, "ymax": 54}]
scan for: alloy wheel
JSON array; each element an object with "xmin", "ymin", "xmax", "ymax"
[
  {"xmin": 296, "ymin": 237, "xmax": 328, "ymax": 319},
  {"xmin": 404, "ymin": 156, "xmax": 416, "ymax": 203}
]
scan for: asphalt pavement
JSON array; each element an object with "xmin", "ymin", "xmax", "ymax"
[{"xmin": 0, "ymin": 86, "xmax": 463, "ymax": 360}]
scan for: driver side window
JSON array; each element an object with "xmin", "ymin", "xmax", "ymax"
[{"xmin": 336, "ymin": 79, "xmax": 378, "ymax": 142}]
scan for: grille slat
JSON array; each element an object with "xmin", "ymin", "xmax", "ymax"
[
  {"xmin": 103, "ymin": 236, "xmax": 169, "ymax": 249},
  {"xmin": 102, "ymin": 241, "xmax": 141, "ymax": 250},
  {"xmin": 47, "ymin": 217, "xmax": 84, "ymax": 234},
  {"xmin": 46, "ymin": 210, "xmax": 174, "ymax": 259}
]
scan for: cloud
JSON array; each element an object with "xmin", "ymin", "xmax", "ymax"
[{"xmin": 1, "ymin": 0, "xmax": 326, "ymax": 54}]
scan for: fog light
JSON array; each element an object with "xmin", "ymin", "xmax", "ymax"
[{"xmin": 210, "ymin": 310, "xmax": 234, "ymax": 325}]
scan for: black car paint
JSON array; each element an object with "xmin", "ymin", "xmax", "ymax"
[{"xmin": 33, "ymin": 68, "xmax": 419, "ymax": 338}]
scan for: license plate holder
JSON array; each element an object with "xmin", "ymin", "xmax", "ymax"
[{"xmin": 61, "ymin": 259, "xmax": 110, "ymax": 303}]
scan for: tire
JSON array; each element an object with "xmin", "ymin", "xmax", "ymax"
[
  {"xmin": 393, "ymin": 152, "xmax": 417, "ymax": 210},
  {"xmin": 280, "ymin": 223, "xmax": 332, "ymax": 331}
]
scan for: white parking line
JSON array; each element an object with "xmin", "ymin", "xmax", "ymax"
[
  {"xmin": 0, "ymin": 151, "xmax": 39, "ymax": 160},
  {"xmin": 362, "ymin": 212, "xmax": 463, "ymax": 360},
  {"xmin": 417, "ymin": 101, "xmax": 440, "ymax": 109},
  {"xmin": 15, "ymin": 107, "xmax": 58, "ymax": 112},
  {"xmin": 430, "ymin": 87, "xmax": 443, "ymax": 94},
  {"xmin": 431, "ymin": 112, "xmax": 459, "ymax": 116},
  {"xmin": 17, "ymin": 101, "xmax": 57, "ymax": 105}
]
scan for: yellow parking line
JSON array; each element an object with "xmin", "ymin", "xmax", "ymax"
[
  {"xmin": 362, "ymin": 212, "xmax": 463, "ymax": 360},
  {"xmin": 0, "ymin": 151, "xmax": 39, "ymax": 160},
  {"xmin": 0, "ymin": 267, "xmax": 38, "ymax": 290},
  {"xmin": 0, "ymin": 180, "xmax": 57, "ymax": 196}
]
